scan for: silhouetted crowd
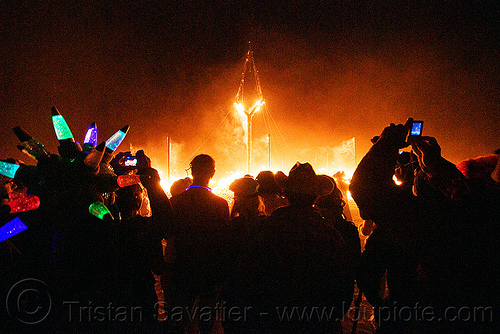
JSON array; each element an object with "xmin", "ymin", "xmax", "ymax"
[{"xmin": 1, "ymin": 114, "xmax": 499, "ymax": 334}]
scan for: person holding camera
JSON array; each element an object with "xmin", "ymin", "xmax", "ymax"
[
  {"xmin": 350, "ymin": 119, "xmax": 500, "ymax": 333},
  {"xmin": 110, "ymin": 150, "xmax": 174, "ymax": 331}
]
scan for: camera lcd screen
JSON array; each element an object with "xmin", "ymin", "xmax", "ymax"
[
  {"xmin": 124, "ymin": 157, "xmax": 137, "ymax": 167},
  {"xmin": 410, "ymin": 121, "xmax": 423, "ymax": 136}
]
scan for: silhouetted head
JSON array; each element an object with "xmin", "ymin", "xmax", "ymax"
[
  {"xmin": 315, "ymin": 175, "xmax": 345, "ymax": 217},
  {"xmin": 230, "ymin": 175, "xmax": 263, "ymax": 218},
  {"xmin": 115, "ymin": 183, "xmax": 143, "ymax": 219},
  {"xmin": 280, "ymin": 162, "xmax": 334, "ymax": 207},
  {"xmin": 456, "ymin": 152, "xmax": 500, "ymax": 188},
  {"xmin": 190, "ymin": 154, "xmax": 215, "ymax": 181},
  {"xmin": 256, "ymin": 170, "xmax": 282, "ymax": 195},
  {"xmin": 230, "ymin": 175, "xmax": 259, "ymax": 199},
  {"xmin": 170, "ymin": 177, "xmax": 193, "ymax": 197},
  {"xmin": 456, "ymin": 154, "xmax": 498, "ymax": 181}
]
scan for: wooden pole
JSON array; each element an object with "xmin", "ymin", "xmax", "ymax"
[
  {"xmin": 268, "ymin": 133, "xmax": 271, "ymax": 170},
  {"xmin": 167, "ymin": 136, "xmax": 171, "ymax": 182}
]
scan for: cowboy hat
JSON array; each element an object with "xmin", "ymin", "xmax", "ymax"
[{"xmin": 280, "ymin": 162, "xmax": 334, "ymax": 196}]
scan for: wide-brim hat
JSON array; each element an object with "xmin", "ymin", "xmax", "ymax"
[{"xmin": 279, "ymin": 162, "xmax": 334, "ymax": 196}]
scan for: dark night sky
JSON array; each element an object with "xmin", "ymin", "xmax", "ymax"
[{"xmin": 1, "ymin": 1, "xmax": 498, "ymax": 176}]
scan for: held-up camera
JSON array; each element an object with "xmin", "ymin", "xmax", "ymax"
[
  {"xmin": 409, "ymin": 121, "xmax": 423, "ymax": 136},
  {"xmin": 123, "ymin": 155, "xmax": 137, "ymax": 167},
  {"xmin": 406, "ymin": 120, "xmax": 423, "ymax": 143}
]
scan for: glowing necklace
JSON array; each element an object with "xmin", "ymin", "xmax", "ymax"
[{"xmin": 186, "ymin": 185, "xmax": 212, "ymax": 192}]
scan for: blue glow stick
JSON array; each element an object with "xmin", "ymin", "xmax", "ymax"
[
  {"xmin": 84, "ymin": 122, "xmax": 98, "ymax": 146},
  {"xmin": 0, "ymin": 217, "xmax": 28, "ymax": 243},
  {"xmin": 105, "ymin": 125, "xmax": 129, "ymax": 152}
]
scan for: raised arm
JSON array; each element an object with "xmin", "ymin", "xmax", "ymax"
[{"xmin": 350, "ymin": 122, "xmax": 417, "ymax": 228}]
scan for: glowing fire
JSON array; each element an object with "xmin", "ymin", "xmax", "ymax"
[
  {"xmin": 157, "ymin": 169, "xmax": 245, "ymax": 208},
  {"xmin": 234, "ymin": 102, "xmax": 248, "ymax": 139},
  {"xmin": 392, "ymin": 175, "xmax": 403, "ymax": 185},
  {"xmin": 235, "ymin": 100, "xmax": 264, "ymax": 114},
  {"xmin": 157, "ymin": 170, "xmax": 185, "ymax": 197},
  {"xmin": 252, "ymin": 100, "xmax": 264, "ymax": 112},
  {"xmin": 234, "ymin": 100, "xmax": 263, "ymax": 119},
  {"xmin": 209, "ymin": 171, "xmax": 245, "ymax": 207},
  {"xmin": 234, "ymin": 102, "xmax": 245, "ymax": 114},
  {"xmin": 155, "ymin": 165, "xmax": 361, "ymax": 224},
  {"xmin": 157, "ymin": 165, "xmax": 355, "ymax": 205}
]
